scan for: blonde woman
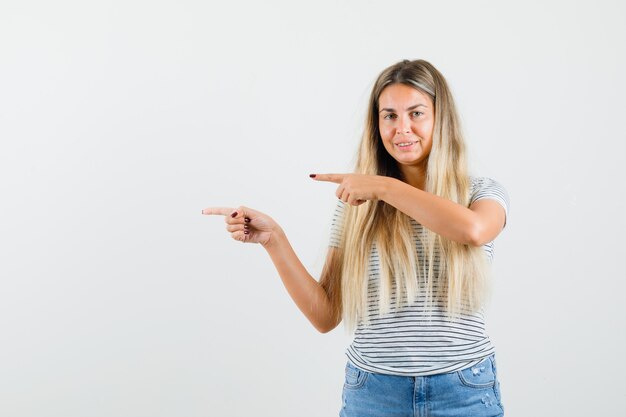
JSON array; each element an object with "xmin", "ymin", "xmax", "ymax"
[{"xmin": 203, "ymin": 59, "xmax": 509, "ymax": 416}]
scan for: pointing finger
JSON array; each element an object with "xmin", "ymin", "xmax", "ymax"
[
  {"xmin": 201, "ymin": 207, "xmax": 236, "ymax": 216},
  {"xmin": 310, "ymin": 173, "xmax": 345, "ymax": 183}
]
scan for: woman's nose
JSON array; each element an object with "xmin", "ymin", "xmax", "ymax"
[{"xmin": 396, "ymin": 117, "xmax": 411, "ymax": 135}]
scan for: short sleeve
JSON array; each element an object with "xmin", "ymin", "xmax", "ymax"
[
  {"xmin": 328, "ymin": 199, "xmax": 346, "ymax": 248},
  {"xmin": 469, "ymin": 177, "xmax": 510, "ymax": 229}
]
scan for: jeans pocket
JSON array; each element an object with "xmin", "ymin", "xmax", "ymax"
[
  {"xmin": 344, "ymin": 361, "xmax": 368, "ymax": 390},
  {"xmin": 456, "ymin": 356, "xmax": 496, "ymax": 388}
]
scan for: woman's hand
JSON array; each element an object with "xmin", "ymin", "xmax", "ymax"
[
  {"xmin": 201, "ymin": 205, "xmax": 281, "ymax": 247},
  {"xmin": 310, "ymin": 173, "xmax": 390, "ymax": 206}
]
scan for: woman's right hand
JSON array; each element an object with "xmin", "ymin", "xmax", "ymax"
[{"xmin": 201, "ymin": 205, "xmax": 281, "ymax": 247}]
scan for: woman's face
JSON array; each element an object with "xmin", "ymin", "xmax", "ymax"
[{"xmin": 378, "ymin": 83, "xmax": 434, "ymax": 171}]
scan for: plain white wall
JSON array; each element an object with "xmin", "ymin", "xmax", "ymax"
[{"xmin": 1, "ymin": 1, "xmax": 625, "ymax": 416}]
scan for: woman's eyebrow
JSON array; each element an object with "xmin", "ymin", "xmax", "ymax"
[{"xmin": 379, "ymin": 104, "xmax": 428, "ymax": 113}]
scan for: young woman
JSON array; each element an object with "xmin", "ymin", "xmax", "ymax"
[{"xmin": 203, "ymin": 59, "xmax": 509, "ymax": 416}]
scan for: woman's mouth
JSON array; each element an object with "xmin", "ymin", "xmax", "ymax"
[{"xmin": 395, "ymin": 141, "xmax": 417, "ymax": 150}]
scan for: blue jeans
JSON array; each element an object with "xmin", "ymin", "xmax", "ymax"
[{"xmin": 340, "ymin": 354, "xmax": 504, "ymax": 417}]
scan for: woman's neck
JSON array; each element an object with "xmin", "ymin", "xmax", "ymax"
[{"xmin": 399, "ymin": 165, "xmax": 426, "ymax": 190}]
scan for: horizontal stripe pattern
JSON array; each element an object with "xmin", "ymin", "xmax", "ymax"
[{"xmin": 328, "ymin": 176, "xmax": 510, "ymax": 376}]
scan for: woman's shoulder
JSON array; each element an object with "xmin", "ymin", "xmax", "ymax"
[
  {"xmin": 469, "ymin": 175, "xmax": 507, "ymax": 193},
  {"xmin": 469, "ymin": 174, "xmax": 499, "ymax": 183},
  {"xmin": 468, "ymin": 175, "xmax": 510, "ymax": 218}
]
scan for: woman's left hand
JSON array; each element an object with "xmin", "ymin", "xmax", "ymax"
[{"xmin": 310, "ymin": 173, "xmax": 390, "ymax": 206}]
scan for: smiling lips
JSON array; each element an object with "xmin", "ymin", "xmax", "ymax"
[{"xmin": 395, "ymin": 141, "xmax": 419, "ymax": 149}]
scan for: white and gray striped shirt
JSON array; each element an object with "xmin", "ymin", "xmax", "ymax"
[{"xmin": 329, "ymin": 176, "xmax": 510, "ymax": 376}]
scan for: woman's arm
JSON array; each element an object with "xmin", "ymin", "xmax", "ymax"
[
  {"xmin": 380, "ymin": 178, "xmax": 507, "ymax": 245},
  {"xmin": 263, "ymin": 229, "xmax": 341, "ymax": 334},
  {"xmin": 203, "ymin": 205, "xmax": 340, "ymax": 333},
  {"xmin": 311, "ymin": 173, "xmax": 506, "ymax": 246}
]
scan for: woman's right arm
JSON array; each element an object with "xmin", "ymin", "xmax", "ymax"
[
  {"xmin": 263, "ymin": 229, "xmax": 342, "ymax": 334},
  {"xmin": 202, "ymin": 205, "xmax": 341, "ymax": 334}
]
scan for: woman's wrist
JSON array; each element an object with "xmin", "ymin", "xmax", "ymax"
[
  {"xmin": 261, "ymin": 225, "xmax": 286, "ymax": 250},
  {"xmin": 377, "ymin": 176, "xmax": 398, "ymax": 201}
]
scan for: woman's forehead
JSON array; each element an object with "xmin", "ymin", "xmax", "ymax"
[{"xmin": 378, "ymin": 84, "xmax": 433, "ymax": 108}]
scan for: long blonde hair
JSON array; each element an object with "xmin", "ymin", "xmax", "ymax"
[{"xmin": 320, "ymin": 59, "xmax": 492, "ymax": 334}]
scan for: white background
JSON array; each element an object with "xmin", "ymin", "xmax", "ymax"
[{"xmin": 1, "ymin": 1, "xmax": 625, "ymax": 416}]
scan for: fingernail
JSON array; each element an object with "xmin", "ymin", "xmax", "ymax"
[
  {"xmin": 244, "ymin": 230, "xmax": 249, "ymax": 234},
  {"xmin": 309, "ymin": 174, "xmax": 316, "ymax": 178},
  {"xmin": 244, "ymin": 224, "xmax": 249, "ymax": 229},
  {"xmin": 244, "ymin": 217, "xmax": 250, "ymax": 223},
  {"xmin": 231, "ymin": 211, "xmax": 238, "ymax": 218}
]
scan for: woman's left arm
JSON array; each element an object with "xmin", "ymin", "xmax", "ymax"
[
  {"xmin": 380, "ymin": 177, "xmax": 505, "ymax": 246},
  {"xmin": 311, "ymin": 173, "xmax": 505, "ymax": 247}
]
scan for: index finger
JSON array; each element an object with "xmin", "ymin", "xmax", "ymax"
[
  {"xmin": 311, "ymin": 173, "xmax": 345, "ymax": 183},
  {"xmin": 201, "ymin": 207, "xmax": 235, "ymax": 216}
]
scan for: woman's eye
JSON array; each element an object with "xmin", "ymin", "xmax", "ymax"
[
  {"xmin": 412, "ymin": 111, "xmax": 423, "ymax": 117},
  {"xmin": 383, "ymin": 113, "xmax": 396, "ymax": 120}
]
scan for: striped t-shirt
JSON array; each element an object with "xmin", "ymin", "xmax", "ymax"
[{"xmin": 328, "ymin": 176, "xmax": 510, "ymax": 376}]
